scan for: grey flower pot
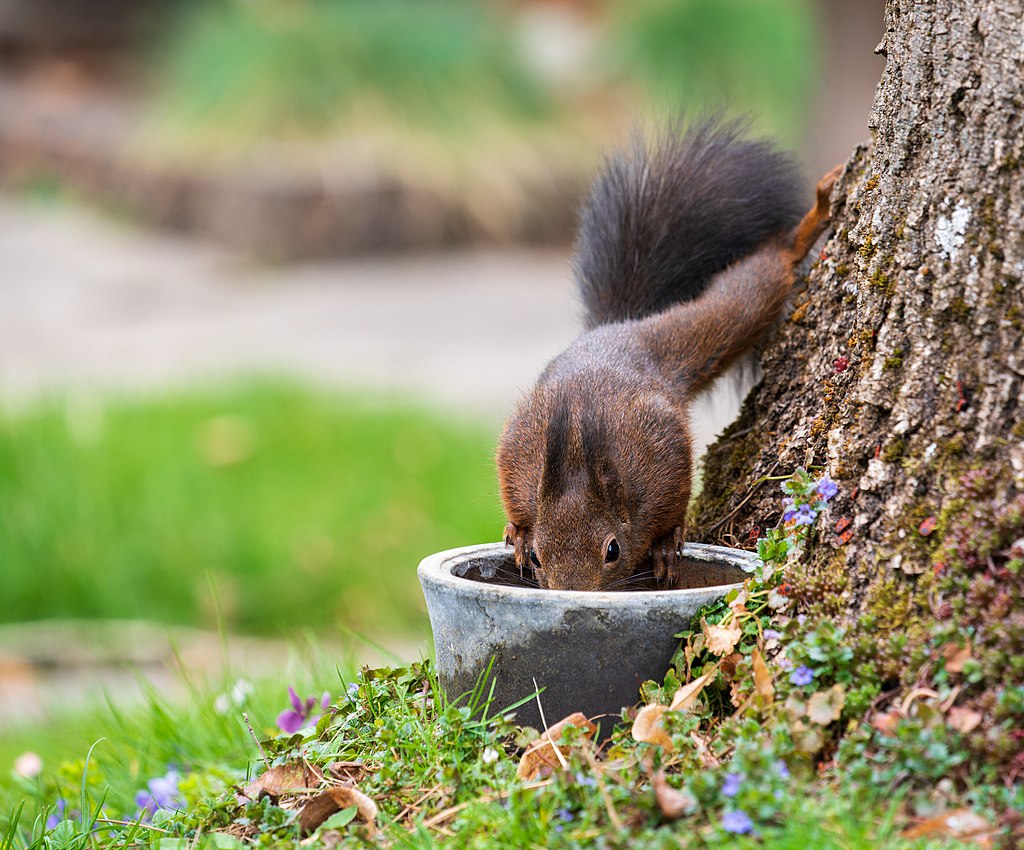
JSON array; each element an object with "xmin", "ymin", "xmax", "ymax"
[{"xmin": 418, "ymin": 542, "xmax": 758, "ymax": 733}]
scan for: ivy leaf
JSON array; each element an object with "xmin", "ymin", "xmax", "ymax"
[{"xmin": 807, "ymin": 684, "xmax": 846, "ymax": 726}]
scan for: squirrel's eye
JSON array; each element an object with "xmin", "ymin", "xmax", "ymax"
[
  {"xmin": 605, "ymin": 538, "xmax": 620, "ymax": 564},
  {"xmin": 530, "ymin": 549, "xmax": 541, "ymax": 568}
]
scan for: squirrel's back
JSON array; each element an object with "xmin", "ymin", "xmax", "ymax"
[{"xmin": 573, "ymin": 118, "xmax": 804, "ymax": 328}]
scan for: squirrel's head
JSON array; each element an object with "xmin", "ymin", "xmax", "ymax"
[{"xmin": 520, "ymin": 391, "xmax": 692, "ymax": 592}]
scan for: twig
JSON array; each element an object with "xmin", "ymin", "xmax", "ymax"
[
  {"xmin": 706, "ymin": 462, "xmax": 781, "ymax": 534},
  {"xmin": 395, "ymin": 783, "xmax": 446, "ymax": 822},
  {"xmin": 420, "ymin": 780, "xmax": 553, "ymax": 830},
  {"xmin": 93, "ymin": 818, "xmax": 173, "ymax": 834},
  {"xmin": 242, "ymin": 712, "xmax": 272, "ymax": 770}
]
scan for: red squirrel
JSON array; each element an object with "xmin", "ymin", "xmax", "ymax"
[{"xmin": 496, "ymin": 119, "xmax": 840, "ymax": 591}]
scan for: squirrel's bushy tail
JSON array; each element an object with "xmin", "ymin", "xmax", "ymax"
[{"xmin": 573, "ymin": 118, "xmax": 804, "ymax": 329}]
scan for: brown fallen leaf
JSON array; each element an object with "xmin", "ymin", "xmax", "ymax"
[
  {"xmin": 947, "ymin": 706, "xmax": 983, "ymax": 734},
  {"xmin": 942, "ymin": 641, "xmax": 973, "ymax": 674},
  {"xmin": 902, "ymin": 808, "xmax": 994, "ymax": 845},
  {"xmin": 870, "ymin": 709, "xmax": 902, "ymax": 736},
  {"xmin": 702, "ymin": 617, "xmax": 742, "ymax": 656},
  {"xmin": 632, "ymin": 704, "xmax": 673, "ymax": 751},
  {"xmin": 297, "ymin": 786, "xmax": 378, "ymax": 837},
  {"xmin": 238, "ymin": 761, "xmax": 323, "ymax": 802},
  {"xmin": 669, "ymin": 672, "xmax": 713, "ymax": 711},
  {"xmin": 751, "ymin": 648, "xmax": 774, "ymax": 707},
  {"xmin": 652, "ymin": 770, "xmax": 695, "ymax": 821},
  {"xmin": 517, "ymin": 713, "xmax": 596, "ymax": 780}
]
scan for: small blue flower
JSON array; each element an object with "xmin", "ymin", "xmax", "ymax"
[
  {"xmin": 774, "ymin": 759, "xmax": 791, "ymax": 780},
  {"xmin": 556, "ymin": 807, "xmax": 574, "ymax": 822},
  {"xmin": 763, "ymin": 629, "xmax": 782, "ymax": 641},
  {"xmin": 790, "ymin": 666, "xmax": 815, "ymax": 687},
  {"xmin": 346, "ymin": 682, "xmax": 360, "ymax": 701},
  {"xmin": 574, "ymin": 772, "xmax": 598, "ymax": 788},
  {"xmin": 45, "ymin": 799, "xmax": 68, "ymax": 830},
  {"xmin": 816, "ymin": 477, "xmax": 839, "ymax": 502},
  {"xmin": 791, "ymin": 504, "xmax": 818, "ymax": 526},
  {"xmin": 721, "ymin": 772, "xmax": 743, "ymax": 798},
  {"xmin": 136, "ymin": 770, "xmax": 184, "ymax": 822},
  {"xmin": 721, "ymin": 809, "xmax": 755, "ymax": 834}
]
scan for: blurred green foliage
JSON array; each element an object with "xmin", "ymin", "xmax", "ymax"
[
  {"xmin": 144, "ymin": 0, "xmax": 815, "ymax": 152},
  {"xmin": 0, "ymin": 383, "xmax": 503, "ymax": 638},
  {"xmin": 612, "ymin": 0, "xmax": 816, "ymax": 147},
  {"xmin": 148, "ymin": 0, "xmax": 559, "ymax": 143}
]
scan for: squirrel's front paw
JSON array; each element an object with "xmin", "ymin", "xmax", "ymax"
[
  {"xmin": 504, "ymin": 521, "xmax": 532, "ymax": 576},
  {"xmin": 651, "ymin": 526, "xmax": 686, "ymax": 588}
]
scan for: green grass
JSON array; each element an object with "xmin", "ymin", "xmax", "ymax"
[
  {"xmin": 0, "ymin": 381, "xmax": 504, "ymax": 639},
  {"xmin": 0, "ymin": 661, "xmax": 962, "ymax": 849}
]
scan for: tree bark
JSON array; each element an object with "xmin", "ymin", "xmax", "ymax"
[{"xmin": 693, "ymin": 0, "xmax": 1024, "ymax": 622}]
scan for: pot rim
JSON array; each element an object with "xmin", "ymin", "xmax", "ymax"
[{"xmin": 417, "ymin": 541, "xmax": 758, "ymax": 608}]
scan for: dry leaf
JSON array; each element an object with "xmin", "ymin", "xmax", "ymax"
[
  {"xmin": 728, "ymin": 590, "xmax": 748, "ymax": 616},
  {"xmin": 948, "ymin": 706, "xmax": 983, "ymax": 734},
  {"xmin": 871, "ymin": 709, "xmax": 902, "ymax": 736},
  {"xmin": 751, "ymin": 648, "xmax": 774, "ymax": 707},
  {"xmin": 239, "ymin": 761, "xmax": 322, "ymax": 802},
  {"xmin": 297, "ymin": 786, "xmax": 378, "ymax": 837},
  {"xmin": 942, "ymin": 642, "xmax": 973, "ymax": 674},
  {"xmin": 631, "ymin": 704, "xmax": 673, "ymax": 751},
  {"xmin": 669, "ymin": 672, "xmax": 713, "ymax": 711},
  {"xmin": 702, "ymin": 617, "xmax": 742, "ymax": 656},
  {"xmin": 791, "ymin": 720, "xmax": 825, "ymax": 755},
  {"xmin": 652, "ymin": 770, "xmax": 695, "ymax": 821},
  {"xmin": 807, "ymin": 684, "xmax": 846, "ymax": 726},
  {"xmin": 903, "ymin": 808, "xmax": 994, "ymax": 845},
  {"xmin": 517, "ymin": 713, "xmax": 596, "ymax": 780}
]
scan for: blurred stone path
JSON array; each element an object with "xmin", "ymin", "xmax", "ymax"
[{"xmin": 0, "ymin": 196, "xmax": 578, "ymax": 421}]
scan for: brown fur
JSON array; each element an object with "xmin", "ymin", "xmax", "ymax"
[{"xmin": 496, "ymin": 161, "xmax": 840, "ymax": 591}]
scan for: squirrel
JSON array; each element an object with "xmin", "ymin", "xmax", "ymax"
[{"xmin": 496, "ymin": 118, "xmax": 841, "ymax": 591}]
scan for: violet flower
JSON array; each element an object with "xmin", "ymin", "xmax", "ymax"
[
  {"xmin": 816, "ymin": 477, "xmax": 839, "ymax": 502},
  {"xmin": 722, "ymin": 809, "xmax": 755, "ymax": 834},
  {"xmin": 135, "ymin": 770, "xmax": 183, "ymax": 821},
  {"xmin": 763, "ymin": 629, "xmax": 782, "ymax": 641},
  {"xmin": 276, "ymin": 687, "xmax": 331, "ymax": 733},
  {"xmin": 46, "ymin": 799, "xmax": 68, "ymax": 830},
  {"xmin": 790, "ymin": 665, "xmax": 815, "ymax": 687},
  {"xmin": 721, "ymin": 772, "xmax": 743, "ymax": 798}
]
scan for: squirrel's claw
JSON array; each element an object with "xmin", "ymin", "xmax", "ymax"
[
  {"xmin": 651, "ymin": 525, "xmax": 686, "ymax": 588},
  {"xmin": 504, "ymin": 521, "xmax": 531, "ymax": 577}
]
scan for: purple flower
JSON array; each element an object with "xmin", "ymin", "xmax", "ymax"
[
  {"xmin": 816, "ymin": 477, "xmax": 839, "ymax": 502},
  {"xmin": 135, "ymin": 770, "xmax": 183, "ymax": 821},
  {"xmin": 276, "ymin": 688, "xmax": 331, "ymax": 733},
  {"xmin": 45, "ymin": 799, "xmax": 68, "ymax": 830},
  {"xmin": 790, "ymin": 666, "xmax": 815, "ymax": 687},
  {"xmin": 721, "ymin": 772, "xmax": 743, "ymax": 798},
  {"xmin": 784, "ymin": 503, "xmax": 817, "ymax": 526},
  {"xmin": 574, "ymin": 772, "xmax": 598, "ymax": 788},
  {"xmin": 774, "ymin": 759, "xmax": 790, "ymax": 780},
  {"xmin": 763, "ymin": 629, "xmax": 782, "ymax": 641},
  {"xmin": 722, "ymin": 809, "xmax": 755, "ymax": 834}
]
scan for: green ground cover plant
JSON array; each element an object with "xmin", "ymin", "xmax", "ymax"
[
  {"xmin": 3, "ymin": 471, "xmax": 1018, "ymax": 847},
  {"xmin": 0, "ymin": 381, "xmax": 503, "ymax": 639}
]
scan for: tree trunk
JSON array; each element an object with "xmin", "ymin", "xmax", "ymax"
[{"xmin": 694, "ymin": 0, "xmax": 1024, "ymax": 622}]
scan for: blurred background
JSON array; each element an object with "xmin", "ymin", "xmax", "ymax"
[{"xmin": 0, "ymin": 0, "xmax": 883, "ymax": 731}]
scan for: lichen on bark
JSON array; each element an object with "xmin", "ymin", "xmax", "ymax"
[{"xmin": 695, "ymin": 0, "xmax": 1024, "ymax": 589}]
